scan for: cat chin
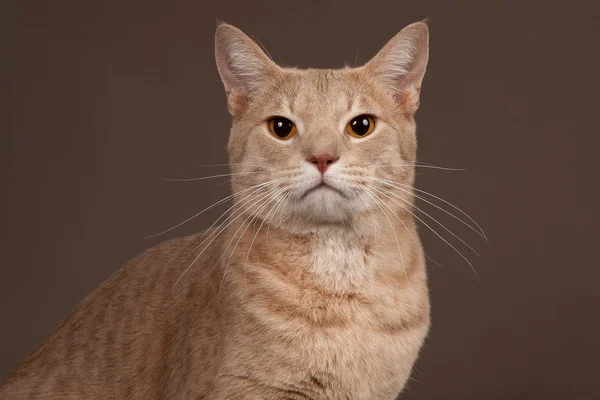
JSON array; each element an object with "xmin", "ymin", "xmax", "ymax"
[
  {"xmin": 290, "ymin": 189, "xmax": 356, "ymax": 224},
  {"xmin": 295, "ymin": 210, "xmax": 351, "ymax": 225}
]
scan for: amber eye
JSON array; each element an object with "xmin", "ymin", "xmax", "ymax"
[
  {"xmin": 268, "ymin": 117, "xmax": 297, "ymax": 140},
  {"xmin": 346, "ymin": 115, "xmax": 375, "ymax": 138}
]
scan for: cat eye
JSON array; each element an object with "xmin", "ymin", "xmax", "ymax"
[
  {"xmin": 346, "ymin": 115, "xmax": 375, "ymax": 138},
  {"xmin": 268, "ymin": 117, "xmax": 297, "ymax": 140}
]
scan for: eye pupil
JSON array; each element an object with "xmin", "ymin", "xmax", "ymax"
[
  {"xmin": 269, "ymin": 117, "xmax": 296, "ymax": 139},
  {"xmin": 349, "ymin": 115, "xmax": 374, "ymax": 137}
]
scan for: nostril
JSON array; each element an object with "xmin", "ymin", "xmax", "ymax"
[{"xmin": 309, "ymin": 154, "xmax": 339, "ymax": 174}]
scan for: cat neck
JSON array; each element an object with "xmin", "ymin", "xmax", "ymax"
[{"xmin": 220, "ymin": 208, "xmax": 419, "ymax": 295}]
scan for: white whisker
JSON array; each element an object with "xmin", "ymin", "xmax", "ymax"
[
  {"xmin": 193, "ymin": 163, "xmax": 264, "ymax": 168},
  {"xmin": 360, "ymin": 184, "xmax": 411, "ymax": 287},
  {"xmin": 367, "ymin": 176, "xmax": 487, "ymax": 241},
  {"xmin": 266, "ymin": 191, "xmax": 291, "ymax": 257},
  {"xmin": 354, "ymin": 186, "xmax": 379, "ymax": 230},
  {"xmin": 173, "ymin": 186, "xmax": 270, "ymax": 269},
  {"xmin": 145, "ymin": 180, "xmax": 273, "ymax": 238},
  {"xmin": 215, "ymin": 187, "xmax": 285, "ymax": 269},
  {"xmin": 161, "ymin": 171, "xmax": 263, "ymax": 182},
  {"xmin": 366, "ymin": 183, "xmax": 480, "ymax": 281},
  {"xmin": 217, "ymin": 187, "xmax": 286, "ymax": 294},
  {"xmin": 243, "ymin": 188, "xmax": 289, "ymax": 289},
  {"xmin": 370, "ymin": 164, "xmax": 466, "ymax": 171},
  {"xmin": 173, "ymin": 187, "xmax": 280, "ymax": 287},
  {"xmin": 357, "ymin": 184, "xmax": 443, "ymax": 269},
  {"xmin": 200, "ymin": 178, "xmax": 287, "ymax": 239},
  {"xmin": 374, "ymin": 177, "xmax": 487, "ymax": 241}
]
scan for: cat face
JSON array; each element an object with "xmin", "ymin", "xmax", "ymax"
[{"xmin": 216, "ymin": 23, "xmax": 429, "ymax": 226}]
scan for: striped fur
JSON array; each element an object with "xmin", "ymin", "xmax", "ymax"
[{"xmin": 1, "ymin": 21, "xmax": 431, "ymax": 399}]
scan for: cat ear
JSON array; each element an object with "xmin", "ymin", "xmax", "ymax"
[
  {"xmin": 215, "ymin": 23, "xmax": 278, "ymax": 114},
  {"xmin": 365, "ymin": 21, "xmax": 429, "ymax": 112}
]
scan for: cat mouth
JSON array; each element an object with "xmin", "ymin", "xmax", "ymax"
[{"xmin": 302, "ymin": 182, "xmax": 344, "ymax": 199}]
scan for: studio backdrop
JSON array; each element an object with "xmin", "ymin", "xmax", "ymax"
[{"xmin": 1, "ymin": 1, "xmax": 598, "ymax": 399}]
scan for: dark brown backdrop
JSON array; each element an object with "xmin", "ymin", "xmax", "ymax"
[{"xmin": 1, "ymin": 1, "xmax": 598, "ymax": 399}]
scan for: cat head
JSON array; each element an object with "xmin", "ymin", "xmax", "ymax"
[{"xmin": 215, "ymin": 22, "xmax": 429, "ymax": 229}]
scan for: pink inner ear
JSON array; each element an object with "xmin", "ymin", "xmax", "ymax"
[
  {"xmin": 363, "ymin": 22, "xmax": 429, "ymax": 110},
  {"xmin": 397, "ymin": 87, "xmax": 421, "ymax": 113},
  {"xmin": 215, "ymin": 24, "xmax": 278, "ymax": 99},
  {"xmin": 227, "ymin": 91, "xmax": 247, "ymax": 116}
]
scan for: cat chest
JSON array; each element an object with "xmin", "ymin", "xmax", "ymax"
[
  {"xmin": 231, "ymin": 292, "xmax": 427, "ymax": 399},
  {"xmin": 304, "ymin": 325, "xmax": 418, "ymax": 381},
  {"xmin": 225, "ymin": 237, "xmax": 428, "ymax": 397},
  {"xmin": 307, "ymin": 240, "xmax": 374, "ymax": 284},
  {"xmin": 228, "ymin": 316, "xmax": 424, "ymax": 399}
]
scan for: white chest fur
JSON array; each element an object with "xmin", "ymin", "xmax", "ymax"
[
  {"xmin": 308, "ymin": 233, "xmax": 377, "ymax": 292},
  {"xmin": 226, "ymin": 227, "xmax": 427, "ymax": 399}
]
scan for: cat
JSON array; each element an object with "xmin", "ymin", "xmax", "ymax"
[{"xmin": 0, "ymin": 20, "xmax": 431, "ymax": 399}]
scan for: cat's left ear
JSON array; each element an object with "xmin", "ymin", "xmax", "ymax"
[
  {"xmin": 215, "ymin": 23, "xmax": 278, "ymax": 115},
  {"xmin": 365, "ymin": 21, "xmax": 429, "ymax": 113}
]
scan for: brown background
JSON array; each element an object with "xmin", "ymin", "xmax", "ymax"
[{"xmin": 1, "ymin": 1, "xmax": 599, "ymax": 398}]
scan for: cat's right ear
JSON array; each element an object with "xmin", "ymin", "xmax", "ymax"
[{"xmin": 215, "ymin": 23, "xmax": 278, "ymax": 115}]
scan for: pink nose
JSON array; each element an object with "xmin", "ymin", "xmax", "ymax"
[{"xmin": 309, "ymin": 154, "xmax": 339, "ymax": 174}]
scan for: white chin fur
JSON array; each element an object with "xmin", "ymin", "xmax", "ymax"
[
  {"xmin": 292, "ymin": 188, "xmax": 353, "ymax": 223},
  {"xmin": 282, "ymin": 163, "xmax": 368, "ymax": 223}
]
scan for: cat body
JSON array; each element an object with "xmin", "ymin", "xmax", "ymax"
[{"xmin": 1, "ymin": 21, "xmax": 431, "ymax": 399}]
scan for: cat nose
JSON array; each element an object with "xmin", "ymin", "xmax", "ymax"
[{"xmin": 309, "ymin": 154, "xmax": 339, "ymax": 174}]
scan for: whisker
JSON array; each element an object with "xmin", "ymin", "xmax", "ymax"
[
  {"xmin": 243, "ymin": 188, "xmax": 289, "ymax": 289},
  {"xmin": 366, "ymin": 176, "xmax": 487, "ymax": 241},
  {"xmin": 144, "ymin": 180, "xmax": 273, "ymax": 238},
  {"xmin": 375, "ymin": 177, "xmax": 488, "ymax": 241},
  {"xmin": 250, "ymin": 32, "xmax": 277, "ymax": 65},
  {"xmin": 371, "ymin": 184, "xmax": 482, "ymax": 259},
  {"xmin": 174, "ymin": 188, "xmax": 270, "ymax": 282},
  {"xmin": 354, "ymin": 186, "xmax": 379, "ymax": 230},
  {"xmin": 192, "ymin": 163, "xmax": 265, "ymax": 168},
  {"xmin": 161, "ymin": 172, "xmax": 263, "ymax": 182},
  {"xmin": 168, "ymin": 185, "xmax": 270, "ymax": 270},
  {"xmin": 199, "ymin": 177, "xmax": 288, "ymax": 239},
  {"xmin": 173, "ymin": 187, "xmax": 280, "ymax": 287},
  {"xmin": 413, "ymin": 160, "xmax": 456, "ymax": 167},
  {"xmin": 196, "ymin": 191, "xmax": 270, "ymax": 264},
  {"xmin": 199, "ymin": 186, "xmax": 267, "ymax": 239},
  {"xmin": 218, "ymin": 187, "xmax": 286, "ymax": 294},
  {"xmin": 357, "ymin": 184, "xmax": 444, "ymax": 269},
  {"xmin": 265, "ymin": 191, "xmax": 291, "ymax": 257},
  {"xmin": 360, "ymin": 184, "xmax": 411, "ymax": 287},
  {"xmin": 353, "ymin": 48, "xmax": 360, "ymax": 67},
  {"xmin": 182, "ymin": 186, "xmax": 276, "ymax": 265},
  {"xmin": 366, "ymin": 183, "xmax": 480, "ymax": 282},
  {"xmin": 371, "ymin": 164, "xmax": 467, "ymax": 171},
  {"xmin": 215, "ymin": 187, "xmax": 285, "ymax": 269}
]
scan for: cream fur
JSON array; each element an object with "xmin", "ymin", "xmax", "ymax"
[{"xmin": 0, "ymin": 21, "xmax": 431, "ymax": 400}]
